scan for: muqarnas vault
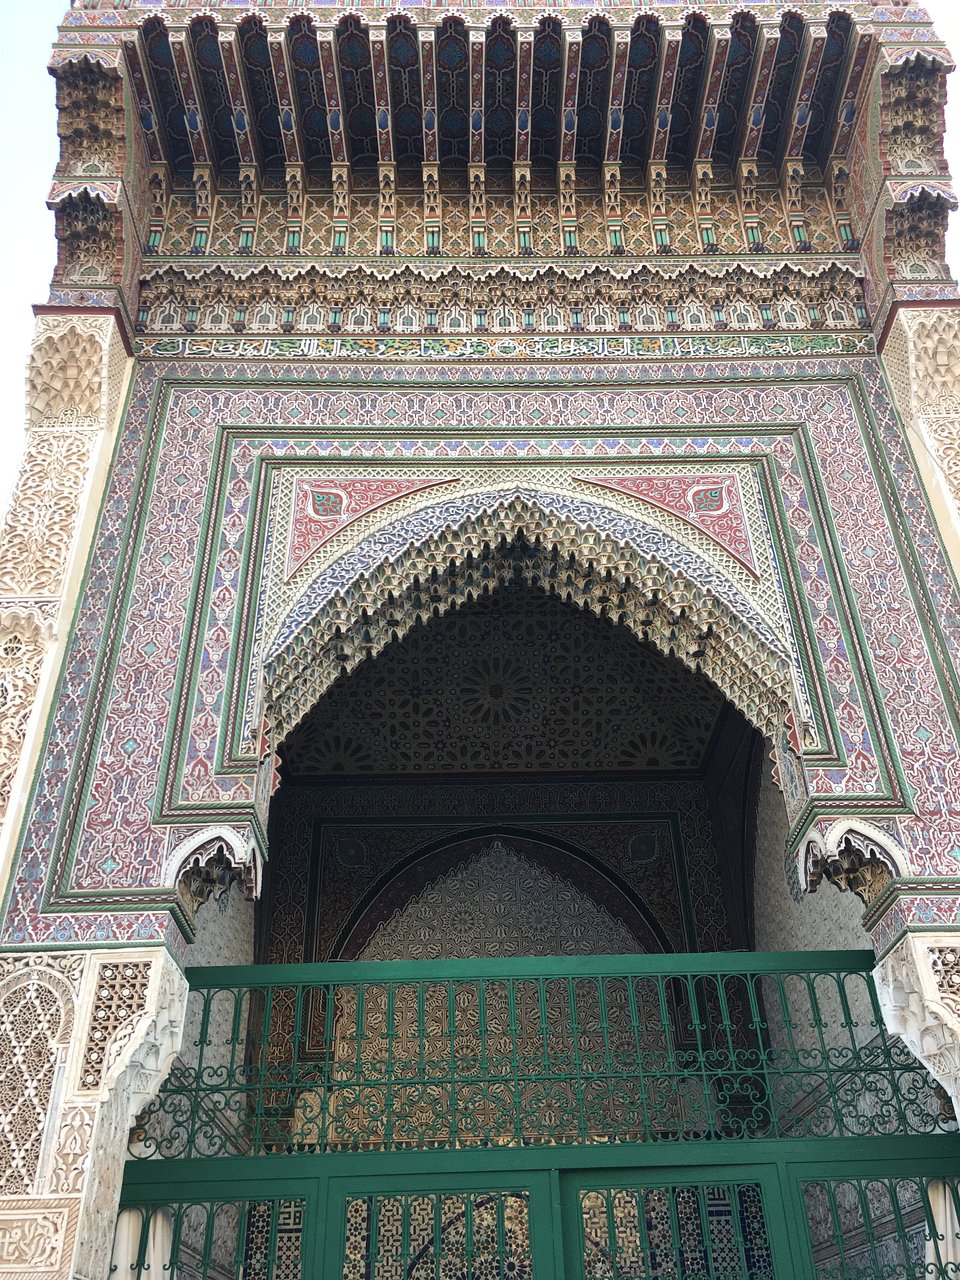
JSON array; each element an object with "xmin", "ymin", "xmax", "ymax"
[{"xmin": 2, "ymin": 0, "xmax": 960, "ymax": 1277}]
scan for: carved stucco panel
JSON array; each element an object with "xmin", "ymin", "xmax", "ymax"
[
  {"xmin": 0, "ymin": 1200, "xmax": 79, "ymax": 1280},
  {"xmin": 875, "ymin": 932, "xmax": 960, "ymax": 1115},
  {"xmin": 0, "ymin": 430, "xmax": 97, "ymax": 600},
  {"xmin": 0, "ymin": 315, "xmax": 131, "ymax": 831},
  {"xmin": 0, "ymin": 612, "xmax": 52, "ymax": 822},
  {"xmin": 0, "ymin": 949, "xmax": 186, "ymax": 1280},
  {"xmin": 0, "ymin": 954, "xmax": 82, "ymax": 1199}
]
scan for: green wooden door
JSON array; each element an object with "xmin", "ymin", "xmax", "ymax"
[
  {"xmin": 322, "ymin": 1173, "xmax": 558, "ymax": 1280},
  {"xmin": 319, "ymin": 1165, "xmax": 800, "ymax": 1280}
]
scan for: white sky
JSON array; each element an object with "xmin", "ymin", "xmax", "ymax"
[{"xmin": 0, "ymin": 2, "xmax": 959, "ymax": 513}]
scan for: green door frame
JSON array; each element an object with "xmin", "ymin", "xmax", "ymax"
[{"xmin": 120, "ymin": 1135, "xmax": 960, "ymax": 1280}]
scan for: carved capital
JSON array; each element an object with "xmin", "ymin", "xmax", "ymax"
[
  {"xmin": 880, "ymin": 57, "xmax": 949, "ymax": 179},
  {"xmin": 52, "ymin": 56, "xmax": 124, "ymax": 181},
  {"xmin": 51, "ymin": 192, "xmax": 122, "ymax": 287},
  {"xmin": 805, "ymin": 828, "xmax": 899, "ymax": 906},
  {"xmin": 165, "ymin": 826, "xmax": 261, "ymax": 930},
  {"xmin": 884, "ymin": 190, "xmax": 952, "ymax": 282}
]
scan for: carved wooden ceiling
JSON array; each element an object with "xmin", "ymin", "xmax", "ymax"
[{"xmin": 280, "ymin": 583, "xmax": 727, "ymax": 780}]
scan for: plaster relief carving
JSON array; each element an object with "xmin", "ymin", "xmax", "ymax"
[
  {"xmin": 805, "ymin": 825, "xmax": 904, "ymax": 907},
  {"xmin": 27, "ymin": 329, "xmax": 103, "ymax": 428},
  {"xmin": 0, "ymin": 431, "xmax": 96, "ymax": 599},
  {"xmin": 266, "ymin": 499, "xmax": 798, "ymax": 752},
  {"xmin": 0, "ymin": 1202, "xmax": 76, "ymax": 1277},
  {"xmin": 0, "ymin": 958, "xmax": 78, "ymax": 1197},
  {"xmin": 79, "ymin": 960, "xmax": 153, "ymax": 1093},
  {"xmin": 0, "ymin": 613, "xmax": 51, "ymax": 822},
  {"xmin": 876, "ymin": 933, "xmax": 960, "ymax": 1116}
]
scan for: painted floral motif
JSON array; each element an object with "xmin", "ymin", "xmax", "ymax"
[
  {"xmin": 286, "ymin": 476, "xmax": 456, "ymax": 578},
  {"xmin": 576, "ymin": 473, "xmax": 758, "ymax": 575}
]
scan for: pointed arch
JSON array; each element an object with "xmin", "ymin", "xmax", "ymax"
[{"xmin": 263, "ymin": 490, "xmax": 799, "ymax": 758}]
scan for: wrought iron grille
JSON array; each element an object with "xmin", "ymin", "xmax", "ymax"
[{"xmin": 131, "ymin": 952, "xmax": 946, "ymax": 1161}]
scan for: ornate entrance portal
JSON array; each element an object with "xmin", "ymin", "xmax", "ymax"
[
  {"xmin": 5, "ymin": 1, "xmax": 960, "ymax": 1275},
  {"xmin": 117, "ymin": 585, "xmax": 958, "ymax": 1278}
]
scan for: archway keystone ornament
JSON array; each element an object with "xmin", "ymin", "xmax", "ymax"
[
  {"xmin": 286, "ymin": 476, "xmax": 458, "ymax": 578},
  {"xmin": 575, "ymin": 474, "xmax": 758, "ymax": 576}
]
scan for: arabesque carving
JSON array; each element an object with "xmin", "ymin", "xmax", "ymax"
[
  {"xmin": 0, "ymin": 950, "xmax": 187, "ymax": 1280},
  {"xmin": 0, "ymin": 431, "xmax": 97, "ymax": 599},
  {"xmin": 908, "ymin": 308, "xmax": 960, "ymax": 509},
  {"xmin": 265, "ymin": 499, "xmax": 797, "ymax": 753},
  {"xmin": 875, "ymin": 933, "xmax": 960, "ymax": 1116},
  {"xmin": 880, "ymin": 305, "xmax": 960, "ymax": 519},
  {"xmin": 0, "ymin": 955, "xmax": 81, "ymax": 1198},
  {"xmin": 0, "ymin": 611, "xmax": 51, "ymax": 822},
  {"xmin": 0, "ymin": 316, "xmax": 128, "ymax": 827},
  {"xmin": 71, "ymin": 952, "xmax": 188, "ymax": 1280}
]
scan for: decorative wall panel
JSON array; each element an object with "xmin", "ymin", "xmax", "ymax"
[{"xmin": 5, "ymin": 349, "xmax": 960, "ymax": 949}]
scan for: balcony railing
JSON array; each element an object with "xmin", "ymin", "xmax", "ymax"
[{"xmin": 131, "ymin": 951, "xmax": 946, "ymax": 1160}]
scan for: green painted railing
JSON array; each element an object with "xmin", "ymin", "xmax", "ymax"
[{"xmin": 131, "ymin": 951, "xmax": 946, "ymax": 1161}]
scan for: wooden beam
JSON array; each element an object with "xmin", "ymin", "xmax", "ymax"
[
  {"xmin": 648, "ymin": 27, "xmax": 682, "ymax": 166},
  {"xmin": 738, "ymin": 25, "xmax": 780, "ymax": 162},
  {"xmin": 316, "ymin": 28, "xmax": 349, "ymax": 166},
  {"xmin": 267, "ymin": 30, "xmax": 303, "ymax": 166},
  {"xmin": 603, "ymin": 27, "xmax": 630, "ymax": 165},
  {"xmin": 369, "ymin": 26, "xmax": 394, "ymax": 165},
  {"xmin": 828, "ymin": 22, "xmax": 873, "ymax": 162},
  {"xmin": 559, "ymin": 27, "xmax": 582, "ymax": 165},
  {"xmin": 692, "ymin": 24, "xmax": 731, "ymax": 164},
  {"xmin": 123, "ymin": 36, "xmax": 165, "ymax": 166},
  {"xmin": 779, "ymin": 23, "xmax": 827, "ymax": 169},
  {"xmin": 218, "ymin": 32, "xmax": 259, "ymax": 167},
  {"xmin": 419, "ymin": 28, "xmax": 441, "ymax": 253},
  {"xmin": 470, "ymin": 28, "xmax": 485, "ymax": 165},
  {"xmin": 168, "ymin": 30, "xmax": 215, "ymax": 168},
  {"xmin": 515, "ymin": 25, "xmax": 534, "ymax": 166},
  {"xmin": 419, "ymin": 28, "xmax": 439, "ymax": 165}
]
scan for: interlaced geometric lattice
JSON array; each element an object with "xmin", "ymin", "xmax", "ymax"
[
  {"xmin": 581, "ymin": 1183, "xmax": 773, "ymax": 1280},
  {"xmin": 0, "ymin": 981, "xmax": 68, "ymax": 1194},
  {"xmin": 344, "ymin": 1191, "xmax": 532, "ymax": 1280},
  {"xmin": 281, "ymin": 585, "xmax": 725, "ymax": 778},
  {"xmin": 357, "ymin": 841, "xmax": 642, "ymax": 961}
]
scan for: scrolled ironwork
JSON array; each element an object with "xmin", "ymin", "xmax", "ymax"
[{"xmin": 131, "ymin": 952, "xmax": 948, "ymax": 1161}]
